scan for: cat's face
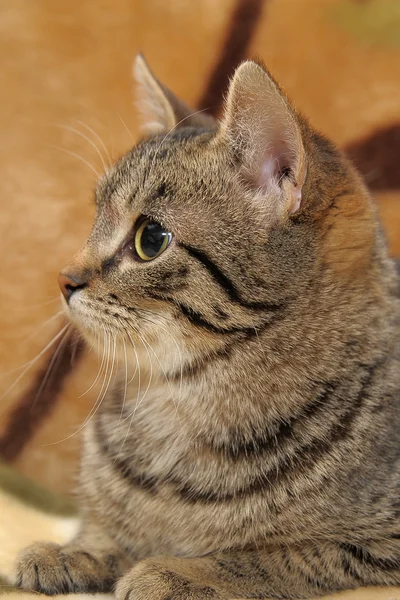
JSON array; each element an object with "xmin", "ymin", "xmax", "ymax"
[
  {"xmin": 61, "ymin": 129, "xmax": 286, "ymax": 359},
  {"xmin": 59, "ymin": 57, "xmax": 365, "ymax": 369}
]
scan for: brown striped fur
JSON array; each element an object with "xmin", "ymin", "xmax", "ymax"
[{"xmin": 17, "ymin": 58, "xmax": 400, "ymax": 599}]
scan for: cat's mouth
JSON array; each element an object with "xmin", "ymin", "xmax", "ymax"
[
  {"xmin": 61, "ymin": 287, "xmax": 186, "ymax": 376},
  {"xmin": 61, "ymin": 288, "xmax": 130, "ymax": 340},
  {"xmin": 61, "ymin": 286, "xmax": 164, "ymax": 343}
]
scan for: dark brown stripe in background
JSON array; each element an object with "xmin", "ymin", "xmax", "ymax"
[
  {"xmin": 345, "ymin": 124, "xmax": 400, "ymax": 191},
  {"xmin": 0, "ymin": 329, "xmax": 85, "ymax": 461},
  {"xmin": 198, "ymin": 0, "xmax": 265, "ymax": 115}
]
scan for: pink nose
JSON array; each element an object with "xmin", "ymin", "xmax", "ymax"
[{"xmin": 58, "ymin": 272, "xmax": 87, "ymax": 302}]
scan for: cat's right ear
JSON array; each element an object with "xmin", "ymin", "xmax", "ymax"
[
  {"xmin": 219, "ymin": 60, "xmax": 307, "ymax": 215},
  {"xmin": 133, "ymin": 54, "xmax": 215, "ymax": 136}
]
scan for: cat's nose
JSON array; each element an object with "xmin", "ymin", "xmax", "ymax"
[{"xmin": 58, "ymin": 272, "xmax": 87, "ymax": 302}]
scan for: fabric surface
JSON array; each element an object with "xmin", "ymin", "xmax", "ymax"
[
  {"xmin": 0, "ymin": 1, "xmax": 400, "ymax": 599},
  {"xmin": 0, "ymin": 464, "xmax": 398, "ymax": 600}
]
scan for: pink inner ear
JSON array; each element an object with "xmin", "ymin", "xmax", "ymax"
[
  {"xmin": 257, "ymin": 140, "xmax": 291, "ymax": 189},
  {"xmin": 256, "ymin": 139, "xmax": 303, "ymax": 214},
  {"xmin": 258, "ymin": 152, "xmax": 279, "ymax": 188}
]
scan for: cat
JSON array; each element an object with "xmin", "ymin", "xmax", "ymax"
[{"xmin": 16, "ymin": 55, "xmax": 400, "ymax": 599}]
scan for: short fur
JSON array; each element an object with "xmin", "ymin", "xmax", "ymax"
[{"xmin": 17, "ymin": 57, "xmax": 400, "ymax": 599}]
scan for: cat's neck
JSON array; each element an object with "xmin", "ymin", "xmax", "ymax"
[{"xmin": 101, "ymin": 252, "xmax": 397, "ymax": 451}]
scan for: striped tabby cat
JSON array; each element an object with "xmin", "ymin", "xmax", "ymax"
[{"xmin": 17, "ymin": 57, "xmax": 400, "ymax": 599}]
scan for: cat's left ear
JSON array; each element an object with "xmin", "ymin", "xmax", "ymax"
[
  {"xmin": 133, "ymin": 54, "xmax": 215, "ymax": 136},
  {"xmin": 219, "ymin": 60, "xmax": 307, "ymax": 214}
]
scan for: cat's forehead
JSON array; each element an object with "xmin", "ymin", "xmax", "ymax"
[{"xmin": 96, "ymin": 128, "xmax": 229, "ymax": 213}]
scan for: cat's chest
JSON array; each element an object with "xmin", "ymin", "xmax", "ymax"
[
  {"xmin": 80, "ymin": 377, "xmax": 370, "ymax": 556},
  {"xmin": 96, "ymin": 380, "xmax": 192, "ymax": 472},
  {"xmin": 81, "ymin": 398, "xmax": 251, "ymax": 556},
  {"xmin": 82, "ymin": 414, "xmax": 278, "ymax": 557},
  {"xmin": 86, "ymin": 377, "xmax": 293, "ymax": 503}
]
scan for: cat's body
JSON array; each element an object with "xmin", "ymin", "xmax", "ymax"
[{"xmin": 17, "ymin": 58, "xmax": 400, "ymax": 599}]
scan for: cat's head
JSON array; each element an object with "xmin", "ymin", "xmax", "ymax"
[{"xmin": 59, "ymin": 56, "xmax": 374, "ymax": 369}]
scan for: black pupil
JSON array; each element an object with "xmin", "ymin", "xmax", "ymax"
[{"xmin": 141, "ymin": 222, "xmax": 168, "ymax": 257}]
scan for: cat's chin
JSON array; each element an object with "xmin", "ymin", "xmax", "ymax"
[{"xmin": 61, "ymin": 300, "xmax": 109, "ymax": 348}]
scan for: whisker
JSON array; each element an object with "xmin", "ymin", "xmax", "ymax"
[
  {"xmin": 11, "ymin": 297, "xmax": 60, "ymax": 312},
  {"xmin": 44, "ymin": 328, "xmax": 116, "ymax": 446},
  {"xmin": 48, "ymin": 144, "xmax": 101, "ymax": 179},
  {"xmin": 140, "ymin": 313, "xmax": 184, "ymax": 405},
  {"xmin": 252, "ymin": 323, "xmax": 265, "ymax": 358},
  {"xmin": 0, "ymin": 323, "xmax": 71, "ymax": 401},
  {"xmin": 30, "ymin": 325, "xmax": 72, "ymax": 409},
  {"xmin": 0, "ymin": 311, "xmax": 64, "ymax": 376},
  {"xmin": 149, "ymin": 107, "xmax": 213, "ymax": 174},
  {"xmin": 116, "ymin": 328, "xmax": 153, "ymax": 458},
  {"xmin": 124, "ymin": 328, "xmax": 152, "ymax": 419},
  {"xmin": 75, "ymin": 119, "xmax": 112, "ymax": 166},
  {"xmin": 109, "ymin": 336, "xmax": 129, "ymax": 446},
  {"xmin": 51, "ymin": 124, "xmax": 109, "ymax": 172},
  {"xmin": 100, "ymin": 333, "xmax": 117, "ymax": 407},
  {"xmin": 135, "ymin": 328, "xmax": 181, "ymax": 425},
  {"xmin": 78, "ymin": 330, "xmax": 107, "ymax": 398},
  {"xmin": 120, "ymin": 336, "xmax": 128, "ymax": 420},
  {"xmin": 116, "ymin": 111, "xmax": 135, "ymax": 143},
  {"xmin": 126, "ymin": 337, "xmax": 140, "ymax": 386},
  {"xmin": 80, "ymin": 329, "xmax": 113, "ymax": 426},
  {"xmin": 69, "ymin": 332, "xmax": 82, "ymax": 366}
]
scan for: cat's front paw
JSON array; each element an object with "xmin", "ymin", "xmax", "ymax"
[
  {"xmin": 115, "ymin": 558, "xmax": 223, "ymax": 600},
  {"xmin": 16, "ymin": 541, "xmax": 115, "ymax": 595}
]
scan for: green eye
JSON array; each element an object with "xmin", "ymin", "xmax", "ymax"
[{"xmin": 134, "ymin": 217, "xmax": 172, "ymax": 261}]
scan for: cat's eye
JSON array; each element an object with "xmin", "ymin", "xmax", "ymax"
[{"xmin": 134, "ymin": 217, "xmax": 172, "ymax": 262}]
